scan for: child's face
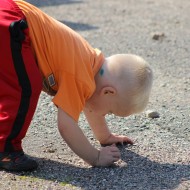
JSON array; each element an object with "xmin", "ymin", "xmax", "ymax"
[{"xmin": 85, "ymin": 94, "xmax": 132, "ymax": 117}]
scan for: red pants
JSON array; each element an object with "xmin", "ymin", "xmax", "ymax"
[{"xmin": 0, "ymin": 0, "xmax": 42, "ymax": 152}]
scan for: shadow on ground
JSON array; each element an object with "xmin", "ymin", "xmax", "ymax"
[
  {"xmin": 60, "ymin": 20, "xmax": 98, "ymax": 31},
  {"xmin": 24, "ymin": 1, "xmax": 98, "ymax": 31},
  {"xmin": 26, "ymin": 0, "xmax": 82, "ymax": 7},
  {"xmin": 12, "ymin": 148, "xmax": 190, "ymax": 190}
]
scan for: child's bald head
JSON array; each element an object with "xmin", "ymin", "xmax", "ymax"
[{"xmin": 95, "ymin": 54, "xmax": 153, "ymax": 115}]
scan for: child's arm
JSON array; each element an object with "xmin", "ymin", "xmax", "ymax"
[
  {"xmin": 84, "ymin": 109, "xmax": 134, "ymax": 145},
  {"xmin": 58, "ymin": 108, "xmax": 121, "ymax": 166}
]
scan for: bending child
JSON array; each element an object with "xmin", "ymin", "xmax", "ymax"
[{"xmin": 0, "ymin": 0, "xmax": 153, "ymax": 171}]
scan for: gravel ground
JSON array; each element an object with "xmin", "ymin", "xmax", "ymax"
[{"xmin": 0, "ymin": 0, "xmax": 190, "ymax": 189}]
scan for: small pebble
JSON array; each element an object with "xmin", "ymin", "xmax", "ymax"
[
  {"xmin": 152, "ymin": 32, "xmax": 165, "ymax": 40},
  {"xmin": 145, "ymin": 110, "xmax": 160, "ymax": 118}
]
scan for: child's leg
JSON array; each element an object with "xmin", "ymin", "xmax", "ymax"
[{"xmin": 0, "ymin": 0, "xmax": 42, "ymax": 153}]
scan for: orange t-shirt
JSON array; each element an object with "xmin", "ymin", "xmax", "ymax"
[{"xmin": 15, "ymin": 0, "xmax": 104, "ymax": 121}]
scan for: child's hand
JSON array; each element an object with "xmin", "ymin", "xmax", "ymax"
[
  {"xmin": 100, "ymin": 133, "xmax": 134, "ymax": 146},
  {"xmin": 96, "ymin": 145, "xmax": 120, "ymax": 166}
]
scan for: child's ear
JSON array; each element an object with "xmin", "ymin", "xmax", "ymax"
[{"xmin": 100, "ymin": 86, "xmax": 117, "ymax": 96}]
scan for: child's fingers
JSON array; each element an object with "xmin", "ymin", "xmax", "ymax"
[
  {"xmin": 102, "ymin": 145, "xmax": 120, "ymax": 155},
  {"xmin": 109, "ymin": 146, "xmax": 121, "ymax": 158},
  {"xmin": 112, "ymin": 157, "xmax": 120, "ymax": 162},
  {"xmin": 112, "ymin": 152, "xmax": 121, "ymax": 158},
  {"xmin": 109, "ymin": 144, "xmax": 120, "ymax": 152},
  {"xmin": 122, "ymin": 136, "xmax": 134, "ymax": 144},
  {"xmin": 98, "ymin": 146, "xmax": 121, "ymax": 166}
]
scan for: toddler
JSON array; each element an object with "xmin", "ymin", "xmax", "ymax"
[{"xmin": 0, "ymin": 0, "xmax": 153, "ymax": 171}]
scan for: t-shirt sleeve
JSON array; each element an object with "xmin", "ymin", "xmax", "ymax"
[{"xmin": 52, "ymin": 72, "xmax": 93, "ymax": 121}]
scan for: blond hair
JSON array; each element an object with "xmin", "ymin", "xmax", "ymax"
[
  {"xmin": 107, "ymin": 54, "xmax": 153, "ymax": 114},
  {"xmin": 131, "ymin": 58, "xmax": 153, "ymax": 113},
  {"xmin": 123, "ymin": 55, "xmax": 153, "ymax": 114}
]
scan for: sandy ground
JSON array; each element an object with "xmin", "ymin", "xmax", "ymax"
[{"xmin": 0, "ymin": 0, "xmax": 189, "ymax": 189}]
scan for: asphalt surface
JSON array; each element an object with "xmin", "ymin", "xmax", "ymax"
[{"xmin": 0, "ymin": 0, "xmax": 189, "ymax": 189}]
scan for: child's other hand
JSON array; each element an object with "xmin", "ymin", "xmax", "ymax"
[
  {"xmin": 96, "ymin": 145, "xmax": 120, "ymax": 166},
  {"xmin": 100, "ymin": 133, "xmax": 134, "ymax": 146}
]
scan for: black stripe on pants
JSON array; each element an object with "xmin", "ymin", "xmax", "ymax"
[{"xmin": 5, "ymin": 20, "xmax": 31, "ymax": 152}]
